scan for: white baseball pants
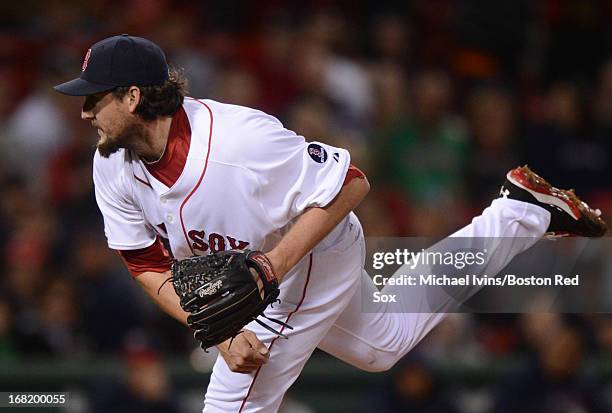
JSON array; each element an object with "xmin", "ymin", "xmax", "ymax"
[{"xmin": 203, "ymin": 198, "xmax": 551, "ymax": 412}]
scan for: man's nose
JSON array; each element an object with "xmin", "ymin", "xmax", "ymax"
[{"xmin": 81, "ymin": 108, "xmax": 94, "ymax": 120}]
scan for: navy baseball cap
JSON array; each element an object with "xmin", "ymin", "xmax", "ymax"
[{"xmin": 54, "ymin": 34, "xmax": 169, "ymax": 96}]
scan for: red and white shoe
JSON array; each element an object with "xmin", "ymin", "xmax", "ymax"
[{"xmin": 499, "ymin": 165, "xmax": 607, "ymax": 238}]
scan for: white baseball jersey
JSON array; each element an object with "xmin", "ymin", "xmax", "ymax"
[
  {"xmin": 93, "ymin": 97, "xmax": 354, "ymax": 263},
  {"xmin": 92, "ymin": 96, "xmax": 550, "ymax": 413}
]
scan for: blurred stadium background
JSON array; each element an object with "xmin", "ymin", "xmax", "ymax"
[{"xmin": 1, "ymin": 0, "xmax": 611, "ymax": 412}]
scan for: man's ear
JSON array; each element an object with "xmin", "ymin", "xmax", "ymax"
[{"xmin": 126, "ymin": 86, "xmax": 141, "ymax": 113}]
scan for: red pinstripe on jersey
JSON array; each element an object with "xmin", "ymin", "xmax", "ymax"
[
  {"xmin": 238, "ymin": 254, "xmax": 313, "ymax": 412},
  {"xmin": 179, "ymin": 98, "xmax": 214, "ymax": 256},
  {"xmin": 133, "ymin": 174, "xmax": 152, "ymax": 188}
]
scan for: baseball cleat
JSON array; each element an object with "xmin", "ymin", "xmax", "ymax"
[{"xmin": 499, "ymin": 165, "xmax": 607, "ymax": 238}]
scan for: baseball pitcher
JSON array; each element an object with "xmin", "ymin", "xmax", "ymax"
[{"xmin": 54, "ymin": 35, "xmax": 606, "ymax": 413}]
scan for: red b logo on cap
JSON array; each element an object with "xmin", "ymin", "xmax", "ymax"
[{"xmin": 82, "ymin": 48, "xmax": 91, "ymax": 71}]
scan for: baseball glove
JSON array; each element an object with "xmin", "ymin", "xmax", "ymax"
[{"xmin": 171, "ymin": 250, "xmax": 290, "ymax": 350}]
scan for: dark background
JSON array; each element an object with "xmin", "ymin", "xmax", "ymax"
[{"xmin": 0, "ymin": 1, "xmax": 611, "ymax": 412}]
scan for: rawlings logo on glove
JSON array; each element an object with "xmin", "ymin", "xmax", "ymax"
[
  {"xmin": 171, "ymin": 250, "xmax": 291, "ymax": 350},
  {"xmin": 198, "ymin": 279, "xmax": 223, "ymax": 297}
]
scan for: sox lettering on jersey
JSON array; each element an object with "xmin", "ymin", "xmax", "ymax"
[{"xmin": 188, "ymin": 229, "xmax": 250, "ymax": 253}]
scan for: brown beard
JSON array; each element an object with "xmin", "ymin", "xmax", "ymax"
[
  {"xmin": 96, "ymin": 120, "xmax": 147, "ymax": 158},
  {"xmin": 96, "ymin": 136, "xmax": 121, "ymax": 158}
]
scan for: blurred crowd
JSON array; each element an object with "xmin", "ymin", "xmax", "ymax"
[{"xmin": 1, "ymin": 0, "xmax": 611, "ymax": 412}]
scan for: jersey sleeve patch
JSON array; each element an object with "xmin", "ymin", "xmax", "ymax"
[
  {"xmin": 257, "ymin": 139, "xmax": 350, "ymax": 227},
  {"xmin": 226, "ymin": 109, "xmax": 351, "ymax": 228},
  {"xmin": 307, "ymin": 144, "xmax": 328, "ymax": 163}
]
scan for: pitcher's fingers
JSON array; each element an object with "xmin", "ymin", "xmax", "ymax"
[{"xmin": 242, "ymin": 330, "xmax": 270, "ymax": 360}]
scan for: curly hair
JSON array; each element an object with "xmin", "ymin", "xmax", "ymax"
[{"xmin": 112, "ymin": 66, "xmax": 188, "ymax": 121}]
